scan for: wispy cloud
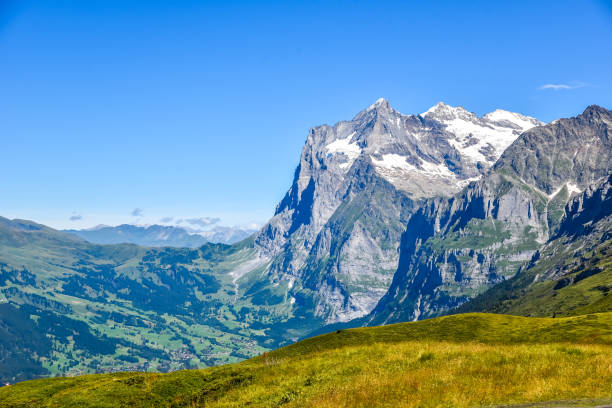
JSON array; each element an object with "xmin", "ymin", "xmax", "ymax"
[
  {"xmin": 182, "ymin": 217, "xmax": 221, "ymax": 228},
  {"xmin": 159, "ymin": 216, "xmax": 173, "ymax": 223},
  {"xmin": 131, "ymin": 208, "xmax": 144, "ymax": 217},
  {"xmin": 539, "ymin": 82, "xmax": 587, "ymax": 91},
  {"xmin": 69, "ymin": 214, "xmax": 83, "ymax": 221},
  {"xmin": 241, "ymin": 222, "xmax": 262, "ymax": 231}
]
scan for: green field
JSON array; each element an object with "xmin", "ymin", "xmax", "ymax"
[{"xmin": 1, "ymin": 312, "xmax": 611, "ymax": 408}]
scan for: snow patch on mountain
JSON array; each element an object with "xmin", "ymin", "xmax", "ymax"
[
  {"xmin": 548, "ymin": 182, "xmax": 584, "ymax": 199},
  {"xmin": 423, "ymin": 102, "xmax": 543, "ymax": 166},
  {"xmin": 483, "ymin": 109, "xmax": 542, "ymax": 130},
  {"xmin": 567, "ymin": 183, "xmax": 582, "ymax": 195},
  {"xmin": 326, "ymin": 132, "xmax": 361, "ymax": 169},
  {"xmin": 457, "ymin": 176, "xmax": 483, "ymax": 188},
  {"xmin": 371, "ymin": 154, "xmax": 454, "ymax": 179}
]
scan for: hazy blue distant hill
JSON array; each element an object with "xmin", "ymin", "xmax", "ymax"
[{"xmin": 64, "ymin": 224, "xmax": 255, "ymax": 247}]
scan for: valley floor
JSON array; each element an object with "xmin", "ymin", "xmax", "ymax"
[{"xmin": 1, "ymin": 313, "xmax": 610, "ymax": 408}]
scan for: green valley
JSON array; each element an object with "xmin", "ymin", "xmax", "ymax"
[{"xmin": 0, "ymin": 218, "xmax": 297, "ymax": 383}]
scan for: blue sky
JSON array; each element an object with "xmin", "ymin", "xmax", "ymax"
[{"xmin": 1, "ymin": 0, "xmax": 611, "ymax": 230}]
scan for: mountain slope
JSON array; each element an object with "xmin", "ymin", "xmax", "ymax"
[
  {"xmin": 2, "ymin": 313, "xmax": 611, "ymax": 408},
  {"xmin": 365, "ymin": 105, "xmax": 612, "ymax": 326},
  {"xmin": 455, "ymin": 173, "xmax": 612, "ymax": 317},
  {"xmin": 252, "ymin": 99, "xmax": 541, "ymax": 324}
]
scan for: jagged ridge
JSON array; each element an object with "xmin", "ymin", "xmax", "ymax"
[{"xmin": 365, "ymin": 105, "xmax": 612, "ymax": 326}]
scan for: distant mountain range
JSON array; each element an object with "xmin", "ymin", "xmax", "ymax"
[
  {"xmin": 0, "ymin": 100, "xmax": 610, "ymax": 385},
  {"xmin": 64, "ymin": 224, "xmax": 256, "ymax": 247}
]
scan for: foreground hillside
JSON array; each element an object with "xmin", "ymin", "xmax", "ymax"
[{"xmin": 1, "ymin": 313, "xmax": 611, "ymax": 408}]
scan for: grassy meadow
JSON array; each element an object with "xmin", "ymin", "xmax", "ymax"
[{"xmin": 1, "ymin": 312, "xmax": 611, "ymax": 408}]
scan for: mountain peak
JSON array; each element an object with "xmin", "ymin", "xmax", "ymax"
[
  {"xmin": 582, "ymin": 104, "xmax": 609, "ymax": 117},
  {"xmin": 421, "ymin": 102, "xmax": 474, "ymax": 121},
  {"xmin": 352, "ymin": 97, "xmax": 396, "ymax": 121},
  {"xmin": 482, "ymin": 109, "xmax": 543, "ymax": 129},
  {"xmin": 368, "ymin": 97, "xmax": 391, "ymax": 110},
  {"xmin": 422, "ymin": 101, "xmax": 450, "ymax": 114}
]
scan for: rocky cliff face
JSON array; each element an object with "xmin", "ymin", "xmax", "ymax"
[
  {"xmin": 365, "ymin": 105, "xmax": 612, "ymax": 325},
  {"xmin": 529, "ymin": 171, "xmax": 612, "ymax": 284},
  {"xmin": 455, "ymin": 172, "xmax": 612, "ymax": 317},
  {"xmin": 250, "ymin": 98, "xmax": 541, "ymax": 323}
]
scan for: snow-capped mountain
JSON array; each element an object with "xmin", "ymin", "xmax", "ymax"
[
  {"xmin": 422, "ymin": 102, "xmax": 542, "ymax": 167},
  {"xmin": 364, "ymin": 105, "xmax": 612, "ymax": 326},
  {"xmin": 366, "ymin": 99, "xmax": 542, "ymax": 196},
  {"xmin": 249, "ymin": 98, "xmax": 543, "ymax": 324}
]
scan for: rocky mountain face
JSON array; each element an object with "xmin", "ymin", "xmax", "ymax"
[
  {"xmin": 65, "ymin": 224, "xmax": 255, "ymax": 247},
  {"xmin": 364, "ymin": 105, "xmax": 612, "ymax": 326},
  {"xmin": 251, "ymin": 98, "xmax": 541, "ymax": 323},
  {"xmin": 557, "ymin": 173, "xmax": 612, "ymax": 240},
  {"xmin": 456, "ymin": 172, "xmax": 612, "ymax": 317}
]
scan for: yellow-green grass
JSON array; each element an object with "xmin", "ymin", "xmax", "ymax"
[{"xmin": 1, "ymin": 312, "xmax": 611, "ymax": 408}]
